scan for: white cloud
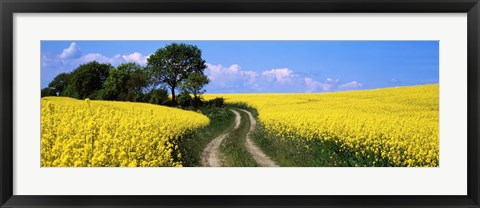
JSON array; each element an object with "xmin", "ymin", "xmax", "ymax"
[
  {"xmin": 304, "ymin": 77, "xmax": 321, "ymax": 92},
  {"xmin": 121, "ymin": 52, "xmax": 149, "ymax": 65},
  {"xmin": 205, "ymin": 63, "xmax": 364, "ymax": 93},
  {"xmin": 79, "ymin": 53, "xmax": 111, "ymax": 63},
  {"xmin": 304, "ymin": 77, "xmax": 339, "ymax": 92},
  {"xmin": 58, "ymin": 42, "xmax": 81, "ymax": 59},
  {"xmin": 56, "ymin": 42, "xmax": 149, "ymax": 66},
  {"xmin": 42, "ymin": 55, "xmax": 61, "ymax": 68},
  {"xmin": 206, "ymin": 64, "xmax": 309, "ymax": 93},
  {"xmin": 262, "ymin": 68, "xmax": 297, "ymax": 84},
  {"xmin": 338, "ymin": 81, "xmax": 363, "ymax": 90},
  {"xmin": 206, "ymin": 64, "xmax": 253, "ymax": 79},
  {"xmin": 73, "ymin": 52, "xmax": 149, "ymax": 66},
  {"xmin": 205, "ymin": 64, "xmax": 259, "ymax": 92}
]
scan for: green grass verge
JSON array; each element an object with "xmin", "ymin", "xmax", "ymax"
[
  {"xmin": 179, "ymin": 107, "xmax": 235, "ymax": 167},
  {"xmin": 252, "ymin": 127, "xmax": 393, "ymax": 167},
  {"xmin": 219, "ymin": 108, "xmax": 258, "ymax": 167},
  {"xmin": 252, "ymin": 128, "xmax": 343, "ymax": 167}
]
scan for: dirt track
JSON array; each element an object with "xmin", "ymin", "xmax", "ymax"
[
  {"xmin": 237, "ymin": 109, "xmax": 278, "ymax": 167},
  {"xmin": 200, "ymin": 109, "xmax": 240, "ymax": 167},
  {"xmin": 200, "ymin": 108, "xmax": 277, "ymax": 167}
]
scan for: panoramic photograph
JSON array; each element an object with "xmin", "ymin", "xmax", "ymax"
[{"xmin": 40, "ymin": 41, "xmax": 439, "ymax": 167}]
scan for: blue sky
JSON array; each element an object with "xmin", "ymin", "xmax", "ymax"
[{"xmin": 41, "ymin": 41, "xmax": 439, "ymax": 93}]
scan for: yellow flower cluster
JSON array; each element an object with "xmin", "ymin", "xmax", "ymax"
[
  {"xmin": 205, "ymin": 84, "xmax": 438, "ymax": 167},
  {"xmin": 41, "ymin": 97, "xmax": 209, "ymax": 167}
]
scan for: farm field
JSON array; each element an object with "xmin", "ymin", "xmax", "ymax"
[
  {"xmin": 40, "ymin": 41, "xmax": 440, "ymax": 168},
  {"xmin": 205, "ymin": 84, "xmax": 439, "ymax": 167},
  {"xmin": 42, "ymin": 84, "xmax": 439, "ymax": 167},
  {"xmin": 41, "ymin": 97, "xmax": 209, "ymax": 167}
]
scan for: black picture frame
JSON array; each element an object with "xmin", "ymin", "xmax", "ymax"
[{"xmin": 1, "ymin": 0, "xmax": 479, "ymax": 207}]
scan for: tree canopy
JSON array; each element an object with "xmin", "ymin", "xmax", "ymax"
[
  {"xmin": 147, "ymin": 43, "xmax": 207, "ymax": 103},
  {"xmin": 181, "ymin": 73, "xmax": 210, "ymax": 107},
  {"xmin": 66, "ymin": 61, "xmax": 112, "ymax": 99},
  {"xmin": 42, "ymin": 43, "xmax": 212, "ymax": 109},
  {"xmin": 47, "ymin": 72, "xmax": 70, "ymax": 96},
  {"xmin": 102, "ymin": 62, "xmax": 149, "ymax": 102}
]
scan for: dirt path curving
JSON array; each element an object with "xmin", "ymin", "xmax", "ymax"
[
  {"xmin": 201, "ymin": 109, "xmax": 241, "ymax": 167},
  {"xmin": 237, "ymin": 109, "xmax": 278, "ymax": 167}
]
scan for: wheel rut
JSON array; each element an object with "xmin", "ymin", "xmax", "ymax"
[{"xmin": 200, "ymin": 108, "xmax": 277, "ymax": 167}]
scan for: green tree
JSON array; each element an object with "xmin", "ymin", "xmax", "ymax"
[
  {"xmin": 126, "ymin": 64, "xmax": 149, "ymax": 101},
  {"xmin": 41, "ymin": 87, "xmax": 56, "ymax": 97},
  {"xmin": 67, "ymin": 61, "xmax": 112, "ymax": 99},
  {"xmin": 48, "ymin": 72, "xmax": 70, "ymax": 96},
  {"xmin": 102, "ymin": 62, "xmax": 148, "ymax": 101},
  {"xmin": 177, "ymin": 90, "xmax": 193, "ymax": 109},
  {"xmin": 147, "ymin": 43, "xmax": 207, "ymax": 104},
  {"xmin": 144, "ymin": 88, "xmax": 170, "ymax": 105},
  {"xmin": 181, "ymin": 73, "xmax": 210, "ymax": 107}
]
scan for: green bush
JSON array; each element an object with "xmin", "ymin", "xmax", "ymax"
[
  {"xmin": 41, "ymin": 88, "xmax": 57, "ymax": 97},
  {"xmin": 145, "ymin": 88, "xmax": 170, "ymax": 105},
  {"xmin": 177, "ymin": 91, "xmax": 193, "ymax": 109},
  {"xmin": 207, "ymin": 97, "xmax": 225, "ymax": 108}
]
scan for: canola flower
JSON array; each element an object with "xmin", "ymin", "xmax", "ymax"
[
  {"xmin": 205, "ymin": 84, "xmax": 439, "ymax": 167},
  {"xmin": 41, "ymin": 97, "xmax": 209, "ymax": 167}
]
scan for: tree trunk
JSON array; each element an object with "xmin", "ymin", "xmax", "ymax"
[
  {"xmin": 193, "ymin": 93, "xmax": 198, "ymax": 108},
  {"xmin": 171, "ymin": 86, "xmax": 176, "ymax": 104}
]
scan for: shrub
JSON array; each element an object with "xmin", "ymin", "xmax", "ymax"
[
  {"xmin": 177, "ymin": 91, "xmax": 193, "ymax": 109},
  {"xmin": 41, "ymin": 88, "xmax": 57, "ymax": 97},
  {"xmin": 207, "ymin": 97, "xmax": 225, "ymax": 108},
  {"xmin": 145, "ymin": 88, "xmax": 170, "ymax": 105}
]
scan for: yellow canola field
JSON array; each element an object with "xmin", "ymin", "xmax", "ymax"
[
  {"xmin": 206, "ymin": 84, "xmax": 438, "ymax": 167},
  {"xmin": 41, "ymin": 97, "xmax": 209, "ymax": 167}
]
